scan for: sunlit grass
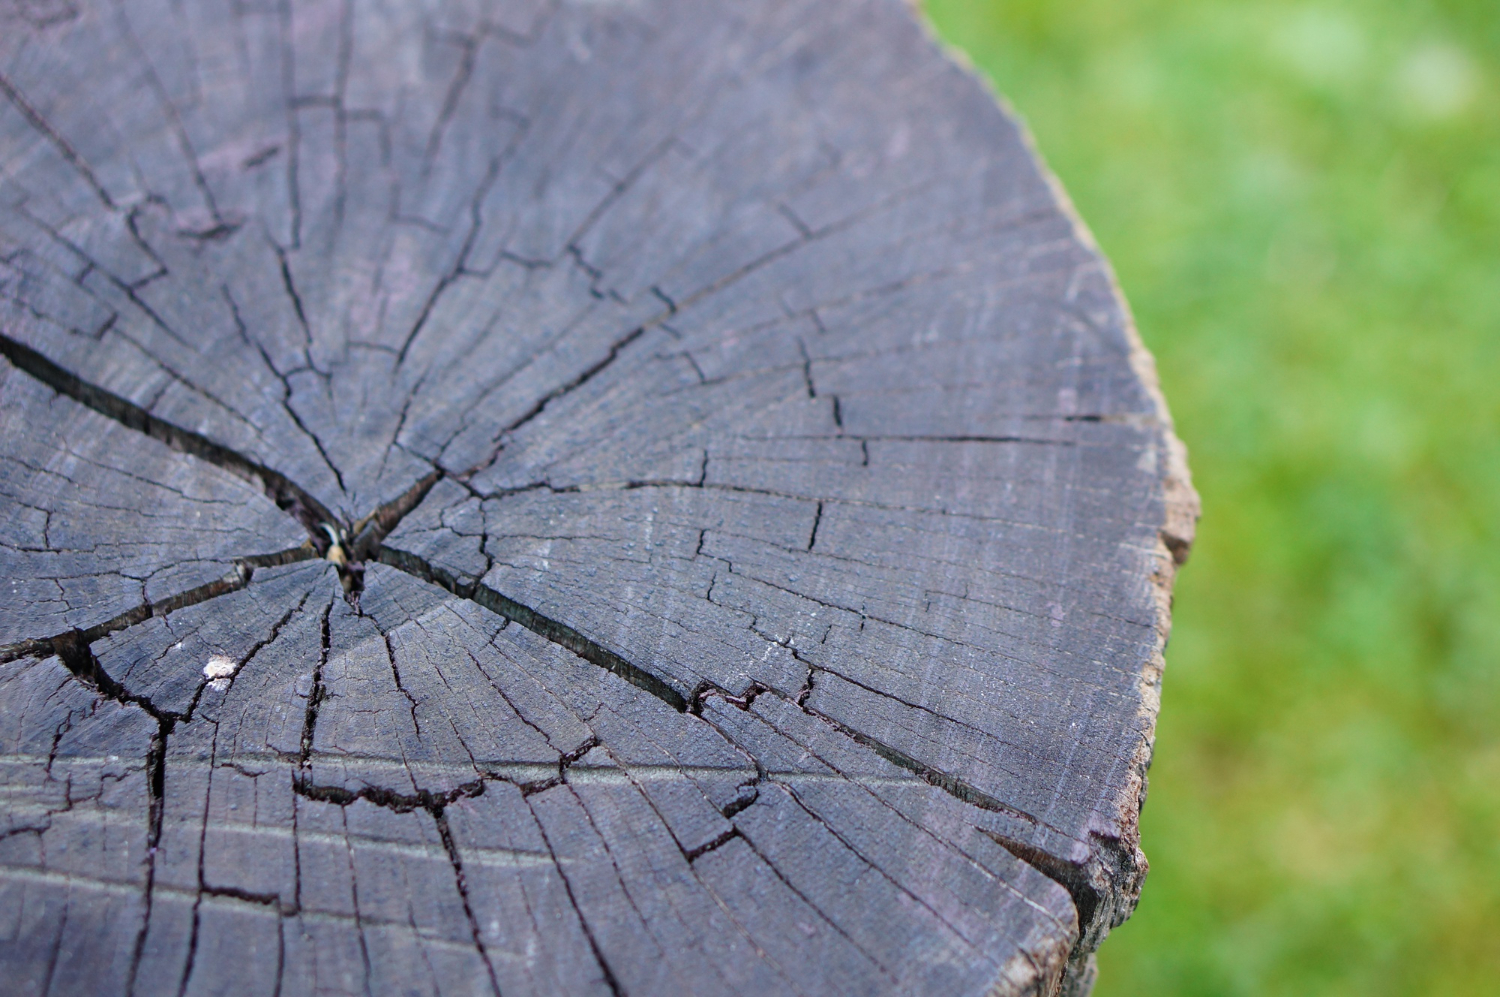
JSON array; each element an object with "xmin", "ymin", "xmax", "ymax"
[{"xmin": 923, "ymin": 1, "xmax": 1500, "ymax": 993}]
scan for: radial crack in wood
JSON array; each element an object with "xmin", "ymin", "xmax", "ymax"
[{"xmin": 0, "ymin": 1, "xmax": 1196, "ymax": 995}]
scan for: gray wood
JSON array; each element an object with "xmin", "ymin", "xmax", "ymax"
[{"xmin": 0, "ymin": 1, "xmax": 1198, "ymax": 994}]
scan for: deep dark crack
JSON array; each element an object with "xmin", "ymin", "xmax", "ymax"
[{"xmin": 0, "ymin": 331, "xmax": 336, "ymax": 536}]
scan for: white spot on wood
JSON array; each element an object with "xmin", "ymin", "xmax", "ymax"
[{"xmin": 203, "ymin": 654, "xmax": 237, "ymax": 686}]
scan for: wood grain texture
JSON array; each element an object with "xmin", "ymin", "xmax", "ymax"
[{"xmin": 0, "ymin": 1, "xmax": 1198, "ymax": 994}]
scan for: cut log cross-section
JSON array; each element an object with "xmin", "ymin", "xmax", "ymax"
[{"xmin": 0, "ymin": 1, "xmax": 1197, "ymax": 995}]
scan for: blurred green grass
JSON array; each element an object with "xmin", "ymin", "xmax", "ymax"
[{"xmin": 922, "ymin": 1, "xmax": 1500, "ymax": 994}]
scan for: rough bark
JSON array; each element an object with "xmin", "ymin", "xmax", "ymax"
[{"xmin": 0, "ymin": 1, "xmax": 1197, "ymax": 994}]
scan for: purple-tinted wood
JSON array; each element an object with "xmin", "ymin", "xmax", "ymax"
[{"xmin": 0, "ymin": 1, "xmax": 1196, "ymax": 994}]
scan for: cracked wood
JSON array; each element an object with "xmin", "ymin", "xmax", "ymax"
[{"xmin": 0, "ymin": 1, "xmax": 1197, "ymax": 995}]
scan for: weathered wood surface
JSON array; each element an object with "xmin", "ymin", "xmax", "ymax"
[{"xmin": 0, "ymin": 0, "xmax": 1198, "ymax": 994}]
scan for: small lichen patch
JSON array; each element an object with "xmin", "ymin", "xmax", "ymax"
[{"xmin": 204, "ymin": 654, "xmax": 237, "ymax": 691}]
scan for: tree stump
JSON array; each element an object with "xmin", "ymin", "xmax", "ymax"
[{"xmin": 0, "ymin": 1, "xmax": 1197, "ymax": 994}]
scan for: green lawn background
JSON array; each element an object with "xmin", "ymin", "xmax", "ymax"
[{"xmin": 923, "ymin": 2, "xmax": 1500, "ymax": 994}]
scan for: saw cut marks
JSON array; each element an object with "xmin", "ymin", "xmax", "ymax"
[{"xmin": 0, "ymin": 1, "xmax": 1196, "ymax": 995}]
